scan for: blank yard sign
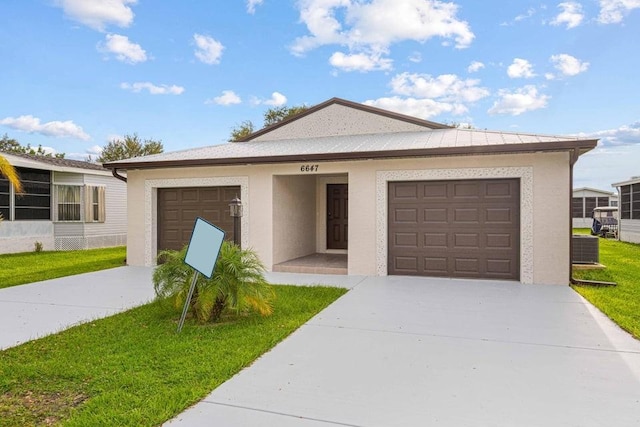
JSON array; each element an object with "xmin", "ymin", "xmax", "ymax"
[{"xmin": 184, "ymin": 217, "xmax": 225, "ymax": 279}]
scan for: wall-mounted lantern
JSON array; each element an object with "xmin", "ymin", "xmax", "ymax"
[{"xmin": 229, "ymin": 196, "xmax": 242, "ymax": 247}]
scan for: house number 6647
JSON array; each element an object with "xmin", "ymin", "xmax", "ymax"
[{"xmin": 300, "ymin": 164, "xmax": 319, "ymax": 172}]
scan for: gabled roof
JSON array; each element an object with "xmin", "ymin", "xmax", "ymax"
[
  {"xmin": 236, "ymin": 97, "xmax": 451, "ymax": 142},
  {"xmin": 1, "ymin": 152, "xmax": 109, "ymax": 173}
]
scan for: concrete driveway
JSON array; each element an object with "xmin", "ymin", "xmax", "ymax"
[
  {"xmin": 0, "ymin": 266, "xmax": 155, "ymax": 350},
  {"xmin": 167, "ymin": 276, "xmax": 640, "ymax": 426}
]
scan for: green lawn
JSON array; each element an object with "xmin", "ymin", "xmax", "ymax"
[
  {"xmin": 572, "ymin": 230, "xmax": 640, "ymax": 339},
  {"xmin": 0, "ymin": 285, "xmax": 347, "ymax": 426},
  {"xmin": 0, "ymin": 246, "xmax": 126, "ymax": 289}
]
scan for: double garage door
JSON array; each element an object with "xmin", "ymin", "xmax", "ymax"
[
  {"xmin": 158, "ymin": 186, "xmax": 239, "ymax": 252},
  {"xmin": 388, "ymin": 179, "xmax": 520, "ymax": 280}
]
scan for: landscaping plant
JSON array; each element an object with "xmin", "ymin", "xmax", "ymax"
[{"xmin": 153, "ymin": 242, "xmax": 275, "ymax": 323}]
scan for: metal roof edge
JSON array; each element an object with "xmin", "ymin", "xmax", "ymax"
[{"xmin": 103, "ymin": 139, "xmax": 598, "ymax": 171}]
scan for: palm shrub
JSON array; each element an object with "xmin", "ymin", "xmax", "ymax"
[{"xmin": 153, "ymin": 242, "xmax": 275, "ymax": 323}]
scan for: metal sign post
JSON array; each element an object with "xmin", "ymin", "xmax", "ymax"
[{"xmin": 177, "ymin": 217, "xmax": 225, "ymax": 333}]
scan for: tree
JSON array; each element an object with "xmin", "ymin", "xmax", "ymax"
[
  {"xmin": 98, "ymin": 134, "xmax": 163, "ymax": 162},
  {"xmin": 152, "ymin": 242, "xmax": 274, "ymax": 323},
  {"xmin": 0, "ymin": 134, "xmax": 65, "ymax": 158},
  {"xmin": 229, "ymin": 105, "xmax": 308, "ymax": 141},
  {"xmin": 0, "ymin": 153, "xmax": 22, "ymax": 214}
]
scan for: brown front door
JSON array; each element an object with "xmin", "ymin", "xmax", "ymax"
[
  {"xmin": 327, "ymin": 184, "xmax": 348, "ymax": 249},
  {"xmin": 388, "ymin": 179, "xmax": 520, "ymax": 280}
]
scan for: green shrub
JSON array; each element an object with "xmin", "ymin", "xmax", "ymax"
[{"xmin": 152, "ymin": 242, "xmax": 274, "ymax": 323}]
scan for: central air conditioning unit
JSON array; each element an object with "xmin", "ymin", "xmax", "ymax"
[{"xmin": 572, "ymin": 235, "xmax": 600, "ymax": 264}]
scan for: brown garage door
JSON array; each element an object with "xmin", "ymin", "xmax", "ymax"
[
  {"xmin": 158, "ymin": 186, "xmax": 240, "ymax": 253},
  {"xmin": 388, "ymin": 179, "xmax": 520, "ymax": 280}
]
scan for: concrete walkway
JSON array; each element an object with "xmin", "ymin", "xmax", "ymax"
[
  {"xmin": 167, "ymin": 275, "xmax": 640, "ymax": 427},
  {"xmin": 0, "ymin": 266, "xmax": 155, "ymax": 350}
]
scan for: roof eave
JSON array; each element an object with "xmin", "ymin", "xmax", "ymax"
[{"xmin": 103, "ymin": 139, "xmax": 598, "ymax": 171}]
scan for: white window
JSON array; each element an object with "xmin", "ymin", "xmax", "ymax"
[
  {"xmin": 54, "ymin": 185, "xmax": 105, "ymax": 222},
  {"xmin": 55, "ymin": 185, "xmax": 81, "ymax": 221}
]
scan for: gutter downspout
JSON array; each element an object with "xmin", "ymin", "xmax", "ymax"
[
  {"xmin": 569, "ymin": 148, "xmax": 616, "ymax": 287},
  {"xmin": 111, "ymin": 168, "xmax": 127, "ymax": 183}
]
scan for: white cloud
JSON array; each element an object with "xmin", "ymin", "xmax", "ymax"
[
  {"xmin": 390, "ymin": 72, "xmax": 489, "ymax": 103},
  {"xmin": 329, "ymin": 51, "xmax": 393, "ymax": 72},
  {"xmin": 98, "ymin": 34, "xmax": 147, "ymax": 63},
  {"xmin": 467, "ymin": 61, "xmax": 484, "ymax": 73},
  {"xmin": 55, "ymin": 0, "xmax": 136, "ymax": 31},
  {"xmin": 0, "ymin": 115, "xmax": 90, "ymax": 140},
  {"xmin": 507, "ymin": 58, "xmax": 536, "ymax": 78},
  {"xmin": 488, "ymin": 85, "xmax": 550, "ymax": 115},
  {"xmin": 247, "ymin": 0, "xmax": 264, "ymax": 14},
  {"xmin": 290, "ymin": 0, "xmax": 474, "ymax": 72},
  {"xmin": 206, "ymin": 90, "xmax": 242, "ymax": 105},
  {"xmin": 598, "ymin": 0, "xmax": 640, "ymax": 23},
  {"xmin": 262, "ymin": 92, "xmax": 287, "ymax": 106},
  {"xmin": 577, "ymin": 121, "xmax": 640, "ymax": 145},
  {"xmin": 120, "ymin": 82, "xmax": 185, "ymax": 95},
  {"xmin": 551, "ymin": 2, "xmax": 584, "ymax": 28},
  {"xmin": 193, "ymin": 34, "xmax": 224, "ymax": 65},
  {"xmin": 86, "ymin": 145, "xmax": 104, "ymax": 155},
  {"xmin": 501, "ymin": 7, "xmax": 536, "ymax": 26},
  {"xmin": 550, "ymin": 53, "xmax": 589, "ymax": 76},
  {"xmin": 363, "ymin": 96, "xmax": 467, "ymax": 119}
]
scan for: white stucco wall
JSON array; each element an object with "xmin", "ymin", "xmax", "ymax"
[
  {"xmin": 252, "ymin": 103, "xmax": 432, "ymax": 141},
  {"xmin": 272, "ymin": 175, "xmax": 317, "ymax": 264},
  {"xmin": 125, "ymin": 151, "xmax": 572, "ymax": 285}
]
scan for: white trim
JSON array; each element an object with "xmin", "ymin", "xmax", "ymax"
[
  {"xmin": 376, "ymin": 167, "xmax": 534, "ymax": 284},
  {"xmin": 144, "ymin": 177, "xmax": 249, "ymax": 266}
]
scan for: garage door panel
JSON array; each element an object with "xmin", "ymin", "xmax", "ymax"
[
  {"xmin": 423, "ymin": 257, "xmax": 448, "ymax": 274},
  {"xmin": 486, "ymin": 207, "xmax": 514, "ymax": 223},
  {"xmin": 394, "ymin": 232, "xmax": 418, "ymax": 247},
  {"xmin": 393, "ymin": 183, "xmax": 418, "ymax": 199},
  {"xmin": 453, "ymin": 182, "xmax": 480, "ymax": 199},
  {"xmin": 422, "ymin": 183, "xmax": 448, "ymax": 198},
  {"xmin": 395, "ymin": 256, "xmax": 418, "ymax": 272},
  {"xmin": 158, "ymin": 186, "xmax": 239, "ymax": 253},
  {"xmin": 423, "ymin": 208, "xmax": 447, "ymax": 223},
  {"xmin": 486, "ymin": 182, "xmax": 513, "ymax": 198},
  {"xmin": 389, "ymin": 179, "xmax": 519, "ymax": 280},
  {"xmin": 486, "ymin": 233, "xmax": 513, "ymax": 249},
  {"xmin": 454, "ymin": 233, "xmax": 479, "ymax": 248},
  {"xmin": 394, "ymin": 208, "xmax": 418, "ymax": 223},
  {"xmin": 424, "ymin": 232, "xmax": 447, "ymax": 248},
  {"xmin": 454, "ymin": 208, "xmax": 479, "ymax": 223}
]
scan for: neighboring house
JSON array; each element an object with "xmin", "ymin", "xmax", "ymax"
[
  {"xmin": 612, "ymin": 176, "xmax": 640, "ymax": 243},
  {"xmin": 104, "ymin": 98, "xmax": 597, "ymax": 285},
  {"xmin": 0, "ymin": 152, "xmax": 127, "ymax": 254},
  {"xmin": 572, "ymin": 187, "xmax": 618, "ymax": 228}
]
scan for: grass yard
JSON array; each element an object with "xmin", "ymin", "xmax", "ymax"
[
  {"xmin": 0, "ymin": 246, "xmax": 126, "ymax": 289},
  {"xmin": 0, "ymin": 285, "xmax": 347, "ymax": 426},
  {"xmin": 572, "ymin": 229, "xmax": 640, "ymax": 339}
]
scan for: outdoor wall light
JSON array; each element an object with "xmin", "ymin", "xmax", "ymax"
[
  {"xmin": 229, "ymin": 196, "xmax": 242, "ymax": 247},
  {"xmin": 229, "ymin": 196, "xmax": 243, "ymax": 218}
]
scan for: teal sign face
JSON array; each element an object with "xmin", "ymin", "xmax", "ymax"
[{"xmin": 184, "ymin": 217, "xmax": 225, "ymax": 279}]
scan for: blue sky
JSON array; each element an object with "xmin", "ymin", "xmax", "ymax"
[{"xmin": 1, "ymin": 0, "xmax": 639, "ymax": 191}]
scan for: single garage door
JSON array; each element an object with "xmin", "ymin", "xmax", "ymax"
[
  {"xmin": 158, "ymin": 186, "xmax": 240, "ymax": 253},
  {"xmin": 388, "ymin": 179, "xmax": 520, "ymax": 280}
]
